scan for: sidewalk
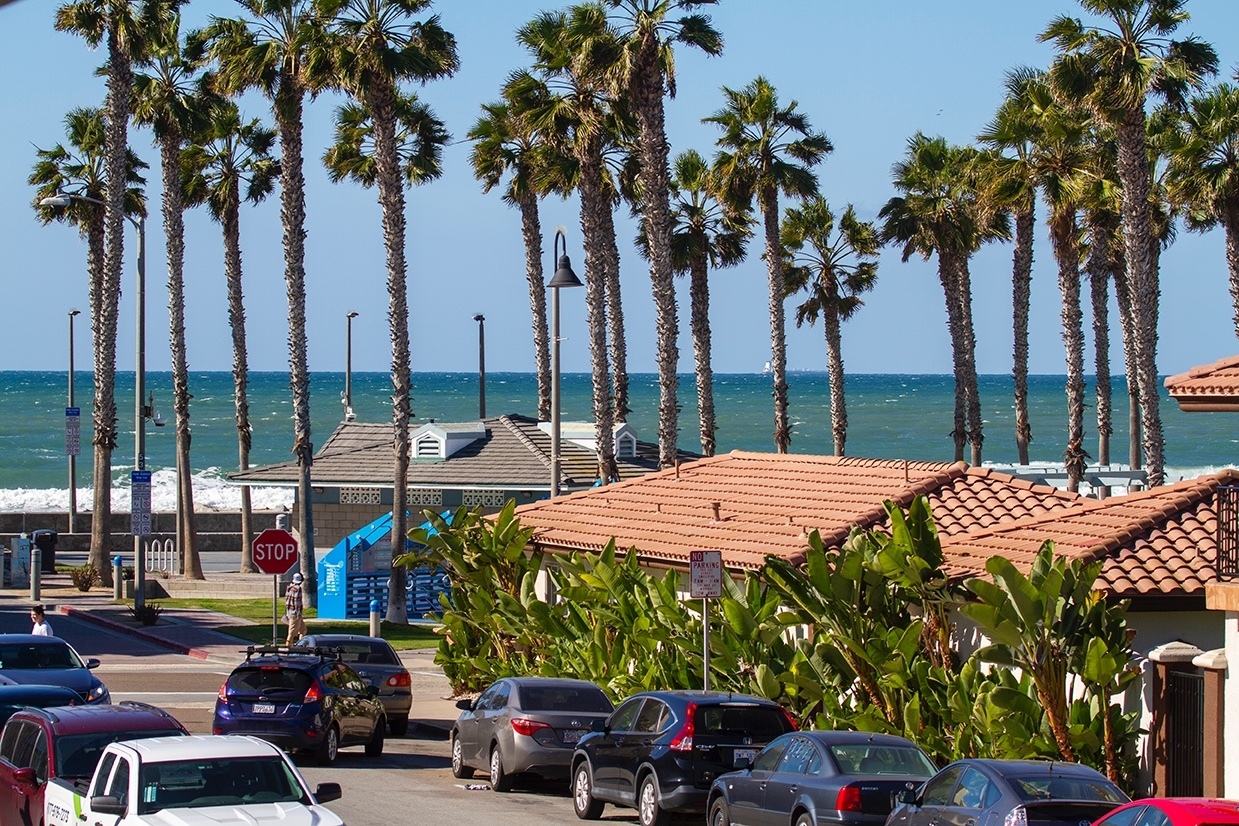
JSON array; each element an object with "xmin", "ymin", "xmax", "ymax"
[{"xmin": 0, "ymin": 574, "xmax": 459, "ymax": 736}]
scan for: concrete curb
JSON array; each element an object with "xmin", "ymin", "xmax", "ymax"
[{"xmin": 57, "ymin": 604, "xmax": 233, "ymax": 663}]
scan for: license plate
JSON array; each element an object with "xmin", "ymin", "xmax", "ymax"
[
  {"xmin": 253, "ymin": 703, "xmax": 276, "ymax": 714},
  {"xmin": 561, "ymin": 729, "xmax": 585, "ymax": 744},
  {"xmin": 733, "ymin": 748, "xmax": 757, "ymax": 766}
]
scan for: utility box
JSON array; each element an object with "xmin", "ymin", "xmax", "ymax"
[
  {"xmin": 9, "ymin": 535, "xmax": 31, "ymax": 589},
  {"xmin": 31, "ymin": 530, "xmax": 57, "ymax": 574}
]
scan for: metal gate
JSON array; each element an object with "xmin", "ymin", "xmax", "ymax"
[{"xmin": 1166, "ymin": 670, "xmax": 1204, "ymax": 797}]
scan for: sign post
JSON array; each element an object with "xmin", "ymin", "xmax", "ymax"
[
  {"xmin": 690, "ymin": 550, "xmax": 723, "ymax": 692},
  {"xmin": 252, "ymin": 528, "xmax": 299, "ymax": 645}
]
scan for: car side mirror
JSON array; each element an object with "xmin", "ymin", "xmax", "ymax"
[
  {"xmin": 590, "ymin": 718, "xmax": 607, "ymax": 733},
  {"xmin": 315, "ymin": 782, "xmax": 342, "ymax": 804},
  {"xmin": 734, "ymin": 756, "xmax": 752, "ymax": 771},
  {"xmin": 897, "ymin": 789, "xmax": 920, "ymax": 807},
  {"xmin": 456, "ymin": 699, "xmax": 474, "ymax": 711},
  {"xmin": 85, "ymin": 658, "xmax": 101, "ymax": 670},
  {"xmin": 364, "ymin": 685, "xmax": 379, "ymax": 698},
  {"xmin": 12, "ymin": 767, "xmax": 37, "ymax": 785},
  {"xmin": 90, "ymin": 796, "xmax": 126, "ymax": 816}
]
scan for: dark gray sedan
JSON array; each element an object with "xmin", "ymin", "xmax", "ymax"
[
  {"xmin": 451, "ymin": 677, "xmax": 613, "ymax": 792},
  {"xmin": 708, "ymin": 731, "xmax": 936, "ymax": 826},
  {"xmin": 295, "ymin": 634, "xmax": 412, "ymax": 735}
]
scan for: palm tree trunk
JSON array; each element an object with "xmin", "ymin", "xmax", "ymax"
[
  {"xmin": 1115, "ymin": 112, "xmax": 1164, "ymax": 486},
  {"xmin": 954, "ymin": 259, "xmax": 984, "ymax": 467},
  {"xmin": 1012, "ymin": 204, "xmax": 1034, "ymax": 464},
  {"xmin": 276, "ymin": 81, "xmax": 317, "ymax": 607},
  {"xmin": 369, "ymin": 78, "xmax": 411, "ymax": 625},
  {"xmin": 938, "ymin": 257, "xmax": 967, "ymax": 463},
  {"xmin": 518, "ymin": 194, "xmax": 551, "ymax": 421},
  {"xmin": 1112, "ymin": 254, "xmax": 1142, "ymax": 472},
  {"xmin": 689, "ymin": 249, "xmax": 716, "ymax": 457},
  {"xmin": 632, "ymin": 39, "xmax": 679, "ymax": 466},
  {"xmin": 599, "ymin": 200, "xmax": 629, "ymax": 423},
  {"xmin": 577, "ymin": 136, "xmax": 617, "ymax": 482},
  {"xmin": 1223, "ymin": 203, "xmax": 1239, "ymax": 340},
  {"xmin": 824, "ymin": 311, "xmax": 847, "ymax": 456},
  {"xmin": 85, "ymin": 209, "xmax": 105, "ymax": 558},
  {"xmin": 1050, "ymin": 210, "xmax": 1087, "ymax": 492},
  {"xmin": 159, "ymin": 130, "xmax": 203, "ymax": 579},
  {"xmin": 222, "ymin": 193, "xmax": 255, "ymax": 572},
  {"xmin": 760, "ymin": 184, "xmax": 791, "ymax": 453},
  {"xmin": 1087, "ymin": 217, "xmax": 1112, "ymax": 471}
]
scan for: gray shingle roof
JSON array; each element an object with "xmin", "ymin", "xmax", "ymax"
[{"xmin": 228, "ymin": 413, "xmax": 696, "ymax": 489}]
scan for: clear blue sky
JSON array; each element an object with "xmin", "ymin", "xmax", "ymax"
[{"xmin": 2, "ymin": 0, "xmax": 1238, "ymax": 378}]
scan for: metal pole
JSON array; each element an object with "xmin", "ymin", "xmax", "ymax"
[
  {"xmin": 134, "ymin": 216, "xmax": 147, "ymax": 611},
  {"xmin": 273, "ymin": 574, "xmax": 279, "ymax": 646},
  {"xmin": 31, "ymin": 548, "xmax": 41, "ymax": 602},
  {"xmin": 703, "ymin": 597, "xmax": 710, "ymax": 692},
  {"xmin": 550, "ymin": 286, "xmax": 561, "ymax": 499},
  {"xmin": 344, "ymin": 311, "xmax": 357, "ymax": 421},
  {"xmin": 68, "ymin": 310, "xmax": 79, "ymax": 535},
  {"xmin": 474, "ymin": 314, "xmax": 486, "ymax": 419}
]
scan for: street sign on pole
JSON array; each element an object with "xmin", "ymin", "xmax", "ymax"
[
  {"xmin": 130, "ymin": 470, "xmax": 151, "ymax": 537},
  {"xmin": 253, "ymin": 528, "xmax": 299, "ymax": 576},
  {"xmin": 65, "ymin": 407, "xmax": 80, "ymax": 456},
  {"xmin": 690, "ymin": 550, "xmax": 723, "ymax": 598}
]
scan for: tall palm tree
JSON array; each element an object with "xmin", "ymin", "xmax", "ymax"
[
  {"xmin": 977, "ymin": 67, "xmax": 1044, "ymax": 465},
  {"xmin": 781, "ymin": 199, "xmax": 879, "ymax": 457},
  {"xmin": 55, "ymin": 0, "xmax": 177, "ymax": 584},
  {"xmin": 604, "ymin": 0, "xmax": 722, "ymax": 466},
  {"xmin": 515, "ymin": 6, "xmax": 624, "ymax": 482},
  {"xmin": 1165, "ymin": 82, "xmax": 1239, "ymax": 339},
  {"xmin": 469, "ymin": 94, "xmax": 553, "ymax": 420},
  {"xmin": 132, "ymin": 16, "xmax": 212, "ymax": 579},
  {"xmin": 192, "ymin": 0, "xmax": 331, "ymax": 606},
  {"xmin": 704, "ymin": 76, "xmax": 831, "ymax": 453},
  {"xmin": 880, "ymin": 134, "xmax": 1006, "ymax": 465},
  {"xmin": 320, "ymin": 0, "xmax": 457, "ymax": 625},
  {"xmin": 639, "ymin": 149, "xmax": 747, "ymax": 456},
  {"xmin": 182, "ymin": 102, "xmax": 279, "ymax": 573},
  {"xmin": 1042, "ymin": 0, "xmax": 1217, "ymax": 487}
]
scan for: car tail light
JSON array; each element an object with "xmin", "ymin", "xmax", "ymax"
[
  {"xmin": 511, "ymin": 718, "xmax": 552, "ymax": 736},
  {"xmin": 303, "ymin": 680, "xmax": 323, "ymax": 704},
  {"xmin": 836, "ymin": 784, "xmax": 863, "ymax": 812},
  {"xmin": 386, "ymin": 670, "xmax": 412, "ymax": 688},
  {"xmin": 780, "ymin": 707, "xmax": 799, "ymax": 731},
  {"xmin": 1004, "ymin": 807, "xmax": 1028, "ymax": 826},
  {"xmin": 668, "ymin": 702, "xmax": 697, "ymax": 752},
  {"xmin": 212, "ymin": 726, "xmax": 223, "ymax": 735},
  {"xmin": 217, "ymin": 681, "xmax": 227, "ymax": 702}
]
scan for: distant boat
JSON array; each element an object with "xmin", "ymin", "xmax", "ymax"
[{"xmin": 762, "ymin": 361, "xmax": 772, "ymax": 374}]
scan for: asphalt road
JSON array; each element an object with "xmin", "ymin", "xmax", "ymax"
[{"xmin": 0, "ymin": 601, "xmax": 648, "ymax": 824}]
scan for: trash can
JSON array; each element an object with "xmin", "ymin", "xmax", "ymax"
[{"xmin": 31, "ymin": 530, "xmax": 57, "ymax": 574}]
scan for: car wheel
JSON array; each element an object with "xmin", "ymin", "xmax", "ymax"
[
  {"xmin": 316, "ymin": 724, "xmax": 340, "ymax": 766},
  {"xmin": 489, "ymin": 746, "xmax": 513, "ymax": 792},
  {"xmin": 794, "ymin": 814, "xmax": 814, "ymax": 826},
  {"xmin": 451, "ymin": 735, "xmax": 474, "ymax": 779},
  {"xmin": 709, "ymin": 797, "xmax": 731, "ymax": 826},
  {"xmin": 637, "ymin": 774, "xmax": 670, "ymax": 826},
  {"xmin": 390, "ymin": 715, "xmax": 409, "ymax": 737},
  {"xmin": 572, "ymin": 762, "xmax": 604, "ymax": 820},
  {"xmin": 365, "ymin": 718, "xmax": 385, "ymax": 756}
]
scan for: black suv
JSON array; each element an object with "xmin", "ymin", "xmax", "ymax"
[
  {"xmin": 570, "ymin": 690, "xmax": 796, "ymax": 826},
  {"xmin": 213, "ymin": 645, "xmax": 386, "ymax": 765}
]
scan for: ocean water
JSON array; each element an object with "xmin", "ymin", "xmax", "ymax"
[{"xmin": 0, "ymin": 370, "xmax": 1235, "ymax": 513}]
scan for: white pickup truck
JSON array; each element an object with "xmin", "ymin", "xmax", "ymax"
[{"xmin": 44, "ymin": 734, "xmax": 345, "ymax": 825}]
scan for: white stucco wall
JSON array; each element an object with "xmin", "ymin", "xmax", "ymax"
[{"xmin": 1225, "ymin": 613, "xmax": 1239, "ymax": 797}]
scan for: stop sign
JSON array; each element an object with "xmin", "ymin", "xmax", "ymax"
[{"xmin": 252, "ymin": 528, "xmax": 299, "ymax": 575}]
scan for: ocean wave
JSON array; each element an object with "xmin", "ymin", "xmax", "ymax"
[{"xmin": 0, "ymin": 467, "xmax": 293, "ymax": 513}]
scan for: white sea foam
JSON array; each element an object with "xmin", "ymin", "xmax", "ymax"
[{"xmin": 0, "ymin": 467, "xmax": 293, "ymax": 513}]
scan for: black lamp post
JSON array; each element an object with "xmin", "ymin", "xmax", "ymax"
[
  {"xmin": 67, "ymin": 309, "xmax": 80, "ymax": 534},
  {"xmin": 548, "ymin": 228, "xmax": 583, "ymax": 498},
  {"xmin": 344, "ymin": 311, "xmax": 358, "ymax": 422},
  {"xmin": 473, "ymin": 314, "xmax": 486, "ymax": 419}
]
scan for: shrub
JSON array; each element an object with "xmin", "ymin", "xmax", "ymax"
[
  {"xmin": 69, "ymin": 565, "xmax": 99, "ymax": 592},
  {"xmin": 127, "ymin": 602, "xmax": 163, "ymax": 626}
]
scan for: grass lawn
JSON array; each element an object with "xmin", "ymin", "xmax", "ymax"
[{"xmin": 146, "ymin": 598, "xmax": 442, "ymax": 650}]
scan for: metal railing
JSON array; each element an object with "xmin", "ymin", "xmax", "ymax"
[
  {"xmin": 1217, "ymin": 485, "xmax": 1239, "ymax": 580},
  {"xmin": 145, "ymin": 537, "xmax": 177, "ymax": 575}
]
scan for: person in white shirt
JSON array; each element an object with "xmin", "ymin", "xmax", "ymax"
[{"xmin": 30, "ymin": 605, "xmax": 52, "ymax": 636}]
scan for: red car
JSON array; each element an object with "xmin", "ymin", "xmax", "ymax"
[{"xmin": 1095, "ymin": 798, "xmax": 1239, "ymax": 826}]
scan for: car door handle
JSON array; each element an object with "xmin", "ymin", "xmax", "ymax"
[
  {"xmin": 759, "ymin": 782, "xmax": 767, "ymax": 790},
  {"xmin": 966, "ymin": 820, "xmax": 977, "ymax": 826}
]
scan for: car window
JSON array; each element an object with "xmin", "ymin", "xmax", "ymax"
[
  {"xmin": 518, "ymin": 685, "xmax": 612, "ymax": 713},
  {"xmin": 694, "ymin": 704, "xmax": 791, "ymax": 740},
  {"xmin": 0, "ymin": 642, "xmax": 82, "ymax": 670},
  {"xmin": 1008, "ymin": 775, "xmax": 1126, "ymax": 804},
  {"xmin": 227, "ymin": 667, "xmax": 313, "ymax": 695},
  {"xmin": 107, "ymin": 756, "xmax": 130, "ymax": 810},
  {"xmin": 778, "ymin": 738, "xmax": 817, "ymax": 775},
  {"xmin": 474, "ymin": 684, "xmax": 500, "ymax": 712},
  {"xmin": 491, "ymin": 682, "xmax": 511, "ymax": 710},
  {"xmin": 922, "ymin": 766, "xmax": 965, "ymax": 806},
  {"xmin": 752, "ymin": 738, "xmax": 790, "ymax": 772},
  {"xmin": 633, "ymin": 700, "xmax": 670, "ymax": 734},
  {"xmin": 56, "ymin": 729, "xmax": 186, "ymax": 778},
  {"xmin": 339, "ymin": 666, "xmax": 367, "ymax": 694},
  {"xmin": 29, "ymin": 729, "xmax": 48, "ymax": 783},
  {"xmin": 310, "ymin": 642, "xmax": 398, "ymax": 666},
  {"xmin": 831, "ymin": 744, "xmax": 938, "ymax": 776},
  {"xmin": 609, "ymin": 698, "xmax": 644, "ymax": 732},
  {"xmin": 1097, "ymin": 807, "xmax": 1146, "ymax": 826},
  {"xmin": 950, "ymin": 768, "xmax": 993, "ymax": 809},
  {"xmin": 1134, "ymin": 808, "xmax": 1172, "ymax": 826},
  {"xmin": 91, "ymin": 753, "xmax": 116, "ymax": 798},
  {"xmin": 0, "ymin": 720, "xmax": 33, "ymax": 766}
]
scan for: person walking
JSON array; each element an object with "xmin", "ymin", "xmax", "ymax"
[
  {"xmin": 284, "ymin": 573, "xmax": 305, "ymax": 645},
  {"xmin": 30, "ymin": 605, "xmax": 52, "ymax": 636}
]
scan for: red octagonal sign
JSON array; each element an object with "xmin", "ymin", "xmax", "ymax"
[{"xmin": 252, "ymin": 528, "xmax": 299, "ymax": 576}]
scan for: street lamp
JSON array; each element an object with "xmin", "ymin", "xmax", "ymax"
[
  {"xmin": 41, "ymin": 193, "xmax": 149, "ymax": 608},
  {"xmin": 67, "ymin": 309, "xmax": 81, "ymax": 534},
  {"xmin": 472, "ymin": 313, "xmax": 486, "ymax": 419},
  {"xmin": 343, "ymin": 311, "xmax": 358, "ymax": 422},
  {"xmin": 547, "ymin": 228, "xmax": 582, "ymax": 498}
]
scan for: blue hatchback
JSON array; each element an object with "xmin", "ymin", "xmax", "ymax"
[{"xmin": 212, "ymin": 645, "xmax": 386, "ymax": 765}]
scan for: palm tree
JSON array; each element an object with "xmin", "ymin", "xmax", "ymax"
[
  {"xmin": 132, "ymin": 16, "xmax": 212, "ymax": 579},
  {"xmin": 604, "ymin": 0, "xmax": 723, "ymax": 466},
  {"xmin": 704, "ymin": 76, "xmax": 831, "ymax": 453},
  {"xmin": 1165, "ymin": 82, "xmax": 1239, "ymax": 338},
  {"xmin": 977, "ymin": 67, "xmax": 1043, "ymax": 465},
  {"xmin": 1042, "ymin": 0, "xmax": 1217, "ymax": 487},
  {"xmin": 880, "ymin": 134, "xmax": 1006, "ymax": 465},
  {"xmin": 781, "ymin": 199, "xmax": 879, "ymax": 457},
  {"xmin": 191, "ymin": 0, "xmax": 331, "ymax": 606},
  {"xmin": 319, "ymin": 0, "xmax": 456, "ymax": 624},
  {"xmin": 639, "ymin": 149, "xmax": 747, "ymax": 456},
  {"xmin": 55, "ymin": 0, "xmax": 177, "ymax": 583},
  {"xmin": 182, "ymin": 102, "xmax": 279, "ymax": 573},
  {"xmin": 469, "ymin": 95, "xmax": 553, "ymax": 420}
]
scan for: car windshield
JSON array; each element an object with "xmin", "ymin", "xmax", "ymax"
[
  {"xmin": 1008, "ymin": 775, "xmax": 1127, "ymax": 804},
  {"xmin": 302, "ymin": 642, "xmax": 397, "ymax": 666},
  {"xmin": 138, "ymin": 756, "xmax": 308, "ymax": 813},
  {"xmin": 0, "ymin": 642, "xmax": 82, "ymax": 670},
  {"xmin": 56, "ymin": 729, "xmax": 186, "ymax": 778},
  {"xmin": 520, "ymin": 686, "xmax": 612, "ymax": 713},
  {"xmin": 227, "ymin": 667, "xmax": 313, "ymax": 695},
  {"xmin": 831, "ymin": 744, "xmax": 937, "ymax": 776}
]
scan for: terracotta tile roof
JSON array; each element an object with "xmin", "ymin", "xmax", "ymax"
[
  {"xmin": 229, "ymin": 414, "xmax": 696, "ymax": 489},
  {"xmin": 1165, "ymin": 355, "xmax": 1239, "ymax": 411}
]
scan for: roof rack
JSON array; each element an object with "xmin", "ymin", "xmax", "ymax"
[
  {"xmin": 242, "ymin": 645, "xmax": 343, "ymax": 663},
  {"xmin": 117, "ymin": 700, "xmax": 178, "ymax": 719}
]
